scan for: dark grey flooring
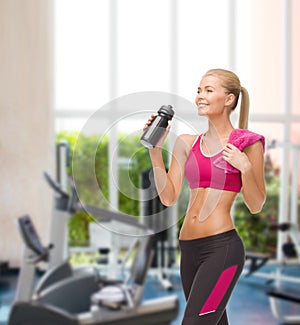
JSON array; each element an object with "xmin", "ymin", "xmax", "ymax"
[{"xmin": 2, "ymin": 265, "xmax": 300, "ymax": 325}]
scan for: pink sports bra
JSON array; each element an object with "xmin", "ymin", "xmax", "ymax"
[{"xmin": 185, "ymin": 134, "xmax": 242, "ymax": 192}]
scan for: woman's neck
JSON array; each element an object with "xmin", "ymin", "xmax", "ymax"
[{"xmin": 205, "ymin": 121, "xmax": 234, "ymax": 140}]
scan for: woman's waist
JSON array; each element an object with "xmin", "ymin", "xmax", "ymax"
[
  {"xmin": 184, "ymin": 201, "xmax": 233, "ymax": 223},
  {"xmin": 179, "ymin": 210, "xmax": 234, "ymax": 240},
  {"xmin": 179, "ymin": 228, "xmax": 242, "ymax": 251}
]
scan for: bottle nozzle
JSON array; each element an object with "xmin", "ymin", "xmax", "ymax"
[{"xmin": 158, "ymin": 105, "xmax": 174, "ymax": 119}]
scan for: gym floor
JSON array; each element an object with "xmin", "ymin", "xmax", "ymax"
[{"xmin": 1, "ymin": 264, "xmax": 300, "ymax": 325}]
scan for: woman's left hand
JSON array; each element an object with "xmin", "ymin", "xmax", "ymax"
[{"xmin": 222, "ymin": 143, "xmax": 251, "ymax": 172}]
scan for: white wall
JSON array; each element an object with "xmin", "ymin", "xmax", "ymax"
[{"xmin": 0, "ymin": 0, "xmax": 54, "ymax": 267}]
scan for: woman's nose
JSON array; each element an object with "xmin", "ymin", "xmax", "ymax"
[
  {"xmin": 197, "ymin": 91, "xmax": 204, "ymax": 99},
  {"xmin": 195, "ymin": 93, "xmax": 202, "ymax": 104}
]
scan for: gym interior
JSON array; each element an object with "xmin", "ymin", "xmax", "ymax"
[{"xmin": 1, "ymin": 0, "xmax": 300, "ymax": 324}]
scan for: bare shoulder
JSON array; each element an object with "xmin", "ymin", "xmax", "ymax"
[
  {"xmin": 244, "ymin": 139, "xmax": 264, "ymax": 155},
  {"xmin": 244, "ymin": 140, "xmax": 265, "ymax": 168},
  {"xmin": 177, "ymin": 133, "xmax": 198, "ymax": 145},
  {"xmin": 174, "ymin": 134, "xmax": 199, "ymax": 157}
]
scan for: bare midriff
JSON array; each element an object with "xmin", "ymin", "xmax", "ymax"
[{"xmin": 179, "ymin": 187, "xmax": 238, "ymax": 240}]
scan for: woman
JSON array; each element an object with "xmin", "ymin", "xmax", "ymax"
[{"xmin": 144, "ymin": 68, "xmax": 266, "ymax": 325}]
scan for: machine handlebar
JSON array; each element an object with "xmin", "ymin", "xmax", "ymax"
[{"xmin": 43, "ymin": 172, "xmax": 69, "ymax": 199}]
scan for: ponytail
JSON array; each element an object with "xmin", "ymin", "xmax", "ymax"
[{"xmin": 238, "ymin": 86, "xmax": 249, "ymax": 129}]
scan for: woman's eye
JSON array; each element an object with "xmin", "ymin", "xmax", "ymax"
[{"xmin": 207, "ymin": 89, "xmax": 213, "ymax": 93}]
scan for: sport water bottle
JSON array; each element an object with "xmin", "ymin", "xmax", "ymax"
[{"xmin": 140, "ymin": 105, "xmax": 175, "ymax": 149}]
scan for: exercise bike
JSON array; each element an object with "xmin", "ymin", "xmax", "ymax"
[
  {"xmin": 13, "ymin": 171, "xmax": 132, "ymax": 298},
  {"xmin": 8, "ymin": 213, "xmax": 179, "ymax": 325}
]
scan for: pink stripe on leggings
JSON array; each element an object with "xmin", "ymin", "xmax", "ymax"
[{"xmin": 199, "ymin": 265, "xmax": 238, "ymax": 316}]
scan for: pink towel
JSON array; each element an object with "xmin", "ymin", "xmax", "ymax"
[{"xmin": 213, "ymin": 129, "xmax": 265, "ymax": 173}]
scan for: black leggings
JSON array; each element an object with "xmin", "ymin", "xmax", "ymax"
[{"xmin": 179, "ymin": 229, "xmax": 245, "ymax": 325}]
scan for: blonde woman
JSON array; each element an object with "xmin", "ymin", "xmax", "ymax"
[{"xmin": 144, "ymin": 68, "xmax": 266, "ymax": 324}]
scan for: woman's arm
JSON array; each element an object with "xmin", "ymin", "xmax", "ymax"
[
  {"xmin": 241, "ymin": 141, "xmax": 266, "ymax": 213},
  {"xmin": 223, "ymin": 141, "xmax": 266, "ymax": 213},
  {"xmin": 149, "ymin": 134, "xmax": 190, "ymax": 206}
]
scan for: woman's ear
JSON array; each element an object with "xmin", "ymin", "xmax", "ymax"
[{"xmin": 225, "ymin": 93, "xmax": 235, "ymax": 108}]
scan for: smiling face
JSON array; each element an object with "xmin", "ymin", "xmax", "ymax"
[{"xmin": 195, "ymin": 75, "xmax": 234, "ymax": 118}]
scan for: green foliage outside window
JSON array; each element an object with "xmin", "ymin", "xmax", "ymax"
[{"xmin": 56, "ymin": 131, "xmax": 168, "ymax": 246}]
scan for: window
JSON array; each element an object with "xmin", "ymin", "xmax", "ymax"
[{"xmin": 54, "ymin": 0, "xmax": 300, "ymax": 253}]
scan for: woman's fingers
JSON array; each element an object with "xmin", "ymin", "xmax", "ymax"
[
  {"xmin": 222, "ymin": 143, "xmax": 249, "ymax": 170},
  {"xmin": 143, "ymin": 114, "xmax": 155, "ymax": 129}
]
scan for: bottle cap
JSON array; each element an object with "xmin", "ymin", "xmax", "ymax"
[{"xmin": 158, "ymin": 105, "xmax": 174, "ymax": 118}]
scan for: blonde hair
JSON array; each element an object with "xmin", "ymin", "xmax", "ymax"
[{"xmin": 203, "ymin": 68, "xmax": 249, "ymax": 129}]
